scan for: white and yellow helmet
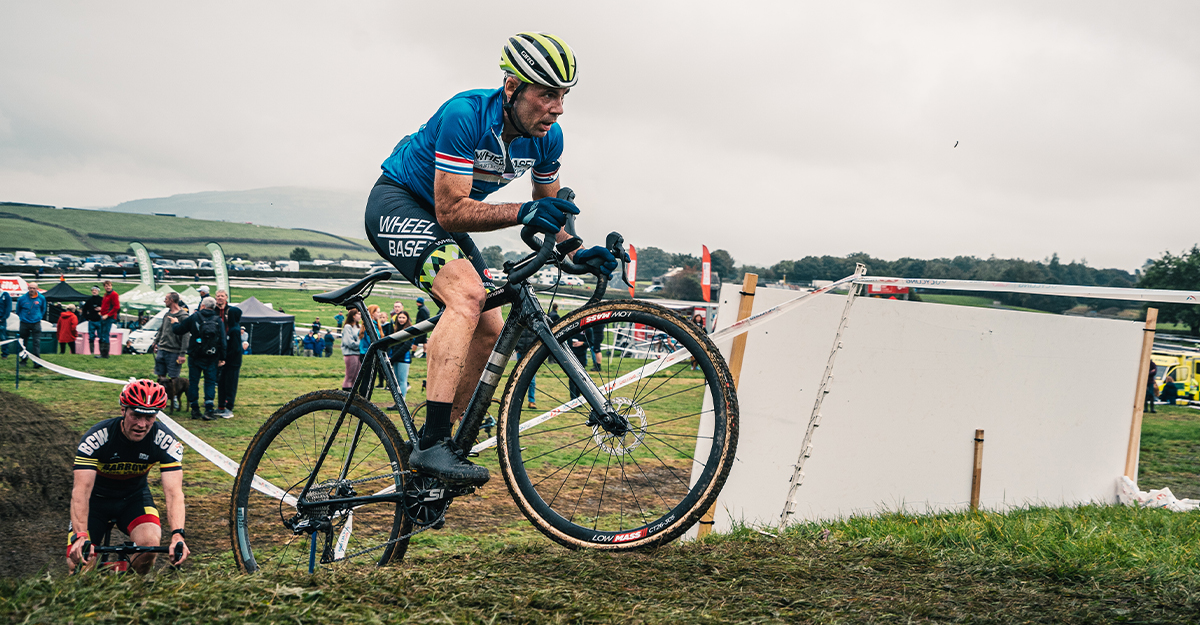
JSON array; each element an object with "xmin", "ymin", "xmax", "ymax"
[{"xmin": 500, "ymin": 32, "xmax": 577, "ymax": 89}]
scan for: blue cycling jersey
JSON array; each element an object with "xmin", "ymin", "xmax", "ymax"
[{"xmin": 380, "ymin": 87, "xmax": 563, "ymax": 209}]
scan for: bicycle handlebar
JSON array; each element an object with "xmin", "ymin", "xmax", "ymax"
[
  {"xmin": 82, "ymin": 540, "xmax": 185, "ymax": 564},
  {"xmin": 506, "ymin": 188, "xmax": 630, "ymax": 303}
]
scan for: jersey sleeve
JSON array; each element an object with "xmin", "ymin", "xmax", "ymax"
[
  {"xmin": 152, "ymin": 425, "xmax": 184, "ymax": 472},
  {"xmin": 531, "ymin": 125, "xmax": 564, "ymax": 185},
  {"xmin": 73, "ymin": 423, "xmax": 108, "ymax": 471},
  {"xmin": 432, "ymin": 99, "xmax": 480, "ymax": 178}
]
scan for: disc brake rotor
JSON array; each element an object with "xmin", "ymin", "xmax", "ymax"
[{"xmin": 592, "ymin": 397, "xmax": 647, "ymax": 456}]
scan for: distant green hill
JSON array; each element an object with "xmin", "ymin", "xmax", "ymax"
[{"xmin": 0, "ymin": 203, "xmax": 378, "ymax": 260}]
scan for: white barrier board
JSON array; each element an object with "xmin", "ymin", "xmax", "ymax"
[{"xmin": 704, "ymin": 285, "xmax": 1144, "ymax": 531}]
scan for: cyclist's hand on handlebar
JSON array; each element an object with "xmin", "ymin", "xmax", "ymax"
[
  {"xmin": 575, "ymin": 246, "xmax": 619, "ymax": 279},
  {"xmin": 169, "ymin": 535, "xmax": 190, "ymax": 565},
  {"xmin": 67, "ymin": 536, "xmax": 93, "ymax": 570},
  {"xmin": 518, "ymin": 197, "xmax": 579, "ymax": 235}
]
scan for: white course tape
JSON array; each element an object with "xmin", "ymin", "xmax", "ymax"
[
  {"xmin": 855, "ymin": 276, "xmax": 1200, "ymax": 304},
  {"xmin": 469, "ymin": 272, "xmax": 862, "ymax": 454},
  {"xmin": 13, "ymin": 344, "xmax": 295, "ymax": 507}
]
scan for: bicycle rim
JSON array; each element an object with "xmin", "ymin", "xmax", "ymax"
[
  {"xmin": 498, "ymin": 301, "xmax": 738, "ymax": 549},
  {"xmin": 230, "ymin": 390, "xmax": 411, "ymax": 573}
]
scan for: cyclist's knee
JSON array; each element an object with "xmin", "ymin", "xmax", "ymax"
[{"xmin": 431, "ymin": 261, "xmax": 488, "ymax": 314}]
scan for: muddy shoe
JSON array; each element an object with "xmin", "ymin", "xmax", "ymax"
[{"xmin": 409, "ymin": 438, "xmax": 489, "ymax": 486}]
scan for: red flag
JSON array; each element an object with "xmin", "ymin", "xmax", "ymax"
[
  {"xmin": 701, "ymin": 245, "xmax": 711, "ymax": 302},
  {"xmin": 627, "ymin": 245, "xmax": 637, "ymax": 298}
]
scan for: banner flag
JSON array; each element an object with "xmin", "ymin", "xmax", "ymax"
[
  {"xmin": 628, "ymin": 245, "xmax": 637, "ymax": 298},
  {"xmin": 206, "ymin": 242, "xmax": 230, "ymax": 295},
  {"xmin": 701, "ymin": 245, "xmax": 712, "ymax": 302},
  {"xmin": 128, "ymin": 242, "xmax": 155, "ymax": 289}
]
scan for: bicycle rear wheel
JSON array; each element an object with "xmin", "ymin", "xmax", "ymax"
[
  {"xmin": 230, "ymin": 390, "xmax": 411, "ymax": 573},
  {"xmin": 497, "ymin": 300, "xmax": 738, "ymax": 549}
]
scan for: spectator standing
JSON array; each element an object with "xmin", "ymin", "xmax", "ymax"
[
  {"xmin": 513, "ymin": 321, "xmax": 539, "ymax": 409},
  {"xmin": 372, "ymin": 308, "xmax": 390, "ymax": 388},
  {"xmin": 586, "ymin": 324, "xmax": 603, "ymax": 372},
  {"xmin": 1161, "ymin": 375, "xmax": 1180, "ymax": 405},
  {"xmin": 16, "ymin": 282, "xmax": 47, "ymax": 366},
  {"xmin": 312, "ymin": 317, "xmax": 321, "ymax": 334},
  {"xmin": 301, "ymin": 330, "xmax": 317, "ymax": 357},
  {"xmin": 413, "ymin": 297, "xmax": 430, "ymax": 357},
  {"xmin": 153, "ymin": 292, "xmax": 190, "ymax": 411},
  {"xmin": 214, "ymin": 289, "xmax": 243, "ymax": 418},
  {"xmin": 323, "ymin": 330, "xmax": 334, "ymax": 357},
  {"xmin": 335, "ymin": 312, "xmax": 345, "ymax": 329},
  {"xmin": 97, "ymin": 280, "xmax": 120, "ymax": 359},
  {"xmin": 390, "ymin": 302, "xmax": 406, "ymax": 325},
  {"xmin": 173, "ymin": 296, "xmax": 226, "ymax": 420},
  {"xmin": 57, "ymin": 304, "xmax": 79, "ymax": 353},
  {"xmin": 1146, "ymin": 361, "xmax": 1158, "ymax": 414},
  {"xmin": 82, "ymin": 286, "xmax": 103, "ymax": 355},
  {"xmin": 241, "ymin": 328, "xmax": 250, "ymax": 355},
  {"xmin": 0, "ymin": 287, "xmax": 10, "ymax": 359},
  {"xmin": 567, "ymin": 330, "xmax": 589, "ymax": 400},
  {"xmin": 340, "ymin": 309, "xmax": 362, "ymax": 392},
  {"xmin": 383, "ymin": 311, "xmax": 414, "ymax": 410},
  {"xmin": 313, "ymin": 330, "xmax": 325, "ymax": 358},
  {"xmin": 548, "ymin": 303, "xmax": 560, "ymax": 325}
]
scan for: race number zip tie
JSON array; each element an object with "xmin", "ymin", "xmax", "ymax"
[
  {"xmin": 470, "ymin": 272, "xmax": 863, "ymax": 454},
  {"xmin": 13, "ymin": 345, "xmax": 296, "ymax": 506}
]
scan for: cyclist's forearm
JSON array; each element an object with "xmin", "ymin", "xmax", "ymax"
[
  {"xmin": 70, "ymin": 472, "xmax": 94, "ymax": 539},
  {"xmin": 435, "ymin": 196, "xmax": 521, "ymax": 232},
  {"xmin": 162, "ymin": 471, "xmax": 186, "ymax": 531}
]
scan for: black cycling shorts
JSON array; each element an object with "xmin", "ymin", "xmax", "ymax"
[
  {"xmin": 364, "ymin": 174, "xmax": 495, "ymax": 303},
  {"xmin": 67, "ymin": 486, "xmax": 160, "ymax": 545}
]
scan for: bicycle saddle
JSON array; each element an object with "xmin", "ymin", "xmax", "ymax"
[{"xmin": 313, "ymin": 269, "xmax": 397, "ymax": 305}]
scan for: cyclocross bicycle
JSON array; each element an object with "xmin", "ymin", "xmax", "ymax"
[{"xmin": 230, "ymin": 191, "xmax": 739, "ymax": 573}]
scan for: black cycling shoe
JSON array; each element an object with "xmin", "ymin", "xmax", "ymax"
[{"xmin": 409, "ymin": 438, "xmax": 489, "ymax": 486}]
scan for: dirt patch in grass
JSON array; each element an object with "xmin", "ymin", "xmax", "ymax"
[{"xmin": 0, "ymin": 390, "xmax": 78, "ymax": 578}]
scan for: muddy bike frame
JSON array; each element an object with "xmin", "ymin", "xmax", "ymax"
[{"xmin": 292, "ymin": 212, "xmax": 630, "ymax": 519}]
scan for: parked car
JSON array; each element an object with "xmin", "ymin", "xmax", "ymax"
[
  {"xmin": 126, "ymin": 309, "xmax": 166, "ymax": 355},
  {"xmin": 176, "ymin": 259, "xmax": 198, "ymax": 269},
  {"xmin": 559, "ymin": 276, "xmax": 585, "ymax": 287},
  {"xmin": 643, "ymin": 284, "xmax": 664, "ymax": 293},
  {"xmin": 252, "ymin": 261, "xmax": 274, "ymax": 272},
  {"xmin": 198, "ymin": 260, "xmax": 213, "ymax": 269}
]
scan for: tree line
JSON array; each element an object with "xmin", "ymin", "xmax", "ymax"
[{"xmin": 480, "ymin": 241, "xmax": 1200, "ymax": 334}]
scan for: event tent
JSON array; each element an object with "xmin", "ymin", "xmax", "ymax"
[
  {"xmin": 42, "ymin": 281, "xmax": 90, "ymax": 324},
  {"xmin": 236, "ymin": 296, "xmax": 295, "ymax": 355},
  {"xmin": 43, "ymin": 281, "xmax": 89, "ymax": 304},
  {"xmin": 178, "ymin": 287, "xmax": 202, "ymax": 311}
]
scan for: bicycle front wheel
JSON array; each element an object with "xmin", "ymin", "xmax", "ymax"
[
  {"xmin": 497, "ymin": 300, "xmax": 739, "ymax": 550},
  {"xmin": 230, "ymin": 390, "xmax": 411, "ymax": 573}
]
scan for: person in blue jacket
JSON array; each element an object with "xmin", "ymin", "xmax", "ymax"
[
  {"xmin": 16, "ymin": 281, "xmax": 48, "ymax": 365},
  {"xmin": 0, "ymin": 287, "xmax": 11, "ymax": 358}
]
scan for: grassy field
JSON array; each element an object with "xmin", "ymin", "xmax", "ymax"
[
  {"xmin": 2, "ymin": 310, "xmax": 1199, "ymax": 622},
  {"xmin": 0, "ymin": 204, "xmax": 377, "ymax": 261}
]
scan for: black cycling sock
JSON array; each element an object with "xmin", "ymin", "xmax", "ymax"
[{"xmin": 420, "ymin": 401, "xmax": 453, "ymax": 450}]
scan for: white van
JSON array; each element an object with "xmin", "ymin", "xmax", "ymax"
[
  {"xmin": 176, "ymin": 259, "xmax": 197, "ymax": 269},
  {"xmin": 14, "ymin": 251, "xmax": 36, "ymax": 262}
]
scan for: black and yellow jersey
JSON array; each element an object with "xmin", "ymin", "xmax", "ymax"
[{"xmin": 74, "ymin": 418, "xmax": 183, "ymax": 498}]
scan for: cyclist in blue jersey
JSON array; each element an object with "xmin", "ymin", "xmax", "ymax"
[{"xmin": 365, "ymin": 32, "xmax": 618, "ymax": 486}]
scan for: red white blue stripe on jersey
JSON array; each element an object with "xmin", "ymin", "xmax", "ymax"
[
  {"xmin": 434, "ymin": 152, "xmax": 474, "ymax": 176},
  {"xmin": 532, "ymin": 166, "xmax": 560, "ymax": 185}
]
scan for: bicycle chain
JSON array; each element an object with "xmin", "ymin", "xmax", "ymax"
[{"xmin": 321, "ymin": 469, "xmax": 448, "ymax": 564}]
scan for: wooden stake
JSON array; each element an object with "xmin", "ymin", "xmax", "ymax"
[
  {"xmin": 697, "ymin": 273, "xmax": 757, "ymax": 538},
  {"xmin": 970, "ymin": 429, "xmax": 984, "ymax": 511},
  {"xmin": 1125, "ymin": 308, "xmax": 1158, "ymax": 480}
]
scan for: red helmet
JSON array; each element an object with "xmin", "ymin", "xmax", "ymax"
[{"xmin": 120, "ymin": 379, "xmax": 168, "ymax": 415}]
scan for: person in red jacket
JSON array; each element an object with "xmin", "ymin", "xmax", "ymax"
[
  {"xmin": 98, "ymin": 280, "xmax": 120, "ymax": 358},
  {"xmin": 57, "ymin": 304, "xmax": 79, "ymax": 353}
]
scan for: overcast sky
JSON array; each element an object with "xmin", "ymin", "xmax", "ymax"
[{"xmin": 2, "ymin": 2, "xmax": 1197, "ymax": 271}]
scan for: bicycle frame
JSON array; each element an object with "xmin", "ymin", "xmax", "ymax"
[{"xmin": 295, "ymin": 258, "xmax": 624, "ymax": 514}]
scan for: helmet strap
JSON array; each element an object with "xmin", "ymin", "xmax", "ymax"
[{"xmin": 503, "ymin": 82, "xmax": 534, "ymax": 140}]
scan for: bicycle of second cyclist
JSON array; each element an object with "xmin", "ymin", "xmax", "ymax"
[{"xmin": 229, "ymin": 194, "xmax": 740, "ymax": 573}]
